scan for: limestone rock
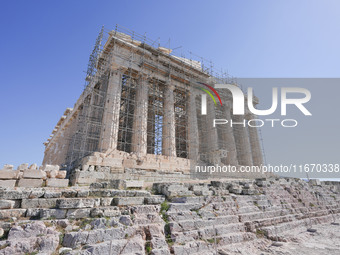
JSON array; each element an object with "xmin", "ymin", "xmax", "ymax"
[
  {"xmin": 17, "ymin": 163, "xmax": 29, "ymax": 171},
  {"xmin": 23, "ymin": 169, "xmax": 47, "ymax": 179},
  {"xmin": 28, "ymin": 163, "xmax": 38, "ymax": 170},
  {"xmin": 2, "ymin": 221, "xmax": 59, "ymax": 254},
  {"xmin": 44, "ymin": 190, "xmax": 62, "ymax": 198},
  {"xmin": 112, "ymin": 197, "xmax": 144, "ymax": 206},
  {"xmin": 0, "ymin": 170, "xmax": 19, "ymax": 180},
  {"xmin": 0, "ymin": 179, "xmax": 16, "ymax": 188},
  {"xmin": 0, "ymin": 200, "xmax": 15, "ymax": 209},
  {"xmin": 40, "ymin": 209, "xmax": 67, "ymax": 219},
  {"xmin": 21, "ymin": 198, "xmax": 57, "ymax": 209},
  {"xmin": 46, "ymin": 178, "xmax": 69, "ymax": 187},
  {"xmin": 119, "ymin": 215, "xmax": 132, "ymax": 226},
  {"xmin": 56, "ymin": 170, "xmax": 67, "ymax": 179},
  {"xmin": 41, "ymin": 164, "xmax": 60, "ymax": 172},
  {"xmin": 28, "ymin": 188, "xmax": 45, "ymax": 198},
  {"xmin": 66, "ymin": 208, "xmax": 91, "ymax": 219},
  {"xmin": 18, "ymin": 178, "xmax": 43, "ymax": 187},
  {"xmin": 47, "ymin": 169, "xmax": 58, "ymax": 178}
]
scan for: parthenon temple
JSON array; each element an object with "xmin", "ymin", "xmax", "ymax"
[{"xmin": 42, "ymin": 26, "xmax": 264, "ymax": 184}]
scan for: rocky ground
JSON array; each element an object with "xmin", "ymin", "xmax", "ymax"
[
  {"xmin": 0, "ymin": 178, "xmax": 338, "ymax": 254},
  {"xmin": 217, "ymin": 222, "xmax": 340, "ymax": 255}
]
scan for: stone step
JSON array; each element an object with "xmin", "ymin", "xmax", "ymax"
[
  {"xmin": 167, "ymin": 211, "xmax": 202, "ymax": 222},
  {"xmin": 5, "ymin": 204, "xmax": 158, "ymax": 220},
  {"xmin": 79, "ymin": 237, "xmax": 144, "ymax": 255},
  {"xmin": 172, "ymin": 222, "xmax": 245, "ymax": 238},
  {"xmin": 63, "ymin": 226, "xmax": 139, "ymax": 249},
  {"xmin": 171, "ymin": 240, "xmax": 212, "ymax": 254},
  {"xmin": 88, "ymin": 189, "xmax": 151, "ymax": 198},
  {"xmin": 248, "ymin": 214, "xmax": 297, "ymax": 229},
  {"xmin": 260, "ymin": 214, "xmax": 336, "ymax": 239},
  {"xmin": 171, "ymin": 232, "xmax": 256, "ymax": 254},
  {"xmin": 168, "ymin": 202, "xmax": 203, "ymax": 212},
  {"xmin": 0, "ymin": 208, "xmax": 26, "ymax": 219},
  {"xmin": 203, "ymin": 223, "xmax": 246, "ymax": 237},
  {"xmin": 171, "ymin": 215, "xmax": 239, "ymax": 231},
  {"xmin": 171, "ymin": 223, "xmax": 247, "ymax": 244},
  {"xmin": 236, "ymin": 205, "xmax": 262, "ymax": 214},
  {"xmin": 239, "ymin": 209, "xmax": 291, "ymax": 222}
]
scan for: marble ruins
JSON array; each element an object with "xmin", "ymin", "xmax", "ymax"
[
  {"xmin": 0, "ymin": 26, "xmax": 339, "ymax": 255},
  {"xmin": 42, "ymin": 27, "xmax": 264, "ymax": 185}
]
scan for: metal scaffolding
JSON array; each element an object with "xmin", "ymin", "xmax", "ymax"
[{"xmin": 51, "ymin": 24, "xmax": 265, "ymax": 171}]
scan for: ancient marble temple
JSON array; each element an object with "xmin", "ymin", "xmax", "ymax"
[{"xmin": 42, "ymin": 27, "xmax": 263, "ymax": 184}]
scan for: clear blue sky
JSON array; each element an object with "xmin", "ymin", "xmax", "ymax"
[{"xmin": 0, "ymin": 0, "xmax": 339, "ymax": 177}]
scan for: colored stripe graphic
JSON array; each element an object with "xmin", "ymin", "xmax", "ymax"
[
  {"xmin": 200, "ymin": 88, "xmax": 216, "ymax": 105},
  {"xmin": 198, "ymin": 82, "xmax": 223, "ymax": 106}
]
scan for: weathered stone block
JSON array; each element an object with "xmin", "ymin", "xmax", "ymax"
[
  {"xmin": 21, "ymin": 198, "xmax": 57, "ymax": 209},
  {"xmin": 44, "ymin": 191, "xmax": 62, "ymax": 198},
  {"xmin": 0, "ymin": 180, "xmax": 16, "ymax": 188},
  {"xmin": 76, "ymin": 190, "xmax": 89, "ymax": 198},
  {"xmin": 62, "ymin": 190, "xmax": 77, "ymax": 198},
  {"xmin": 57, "ymin": 198, "xmax": 100, "ymax": 209},
  {"xmin": 171, "ymin": 196, "xmax": 205, "ymax": 204},
  {"xmin": 67, "ymin": 208, "xmax": 91, "ymax": 219},
  {"xmin": 17, "ymin": 163, "xmax": 28, "ymax": 171},
  {"xmin": 124, "ymin": 180, "xmax": 144, "ymax": 189},
  {"xmin": 28, "ymin": 188, "xmax": 45, "ymax": 198},
  {"xmin": 93, "ymin": 207, "xmax": 121, "ymax": 217},
  {"xmin": 26, "ymin": 208, "xmax": 41, "ymax": 218},
  {"xmin": 46, "ymin": 178, "xmax": 69, "ymax": 187},
  {"xmin": 63, "ymin": 231, "xmax": 89, "ymax": 248},
  {"xmin": 112, "ymin": 197, "xmax": 144, "ymax": 206},
  {"xmin": 40, "ymin": 164, "xmax": 59, "ymax": 172},
  {"xmin": 18, "ymin": 179, "xmax": 43, "ymax": 187},
  {"xmin": 40, "ymin": 209, "xmax": 67, "ymax": 219},
  {"xmin": 100, "ymin": 198, "xmax": 113, "ymax": 206},
  {"xmin": 0, "ymin": 200, "xmax": 15, "ymax": 209},
  {"xmin": 46, "ymin": 169, "xmax": 58, "ymax": 178},
  {"xmin": 144, "ymin": 195, "xmax": 165, "ymax": 205},
  {"xmin": 56, "ymin": 170, "xmax": 67, "ymax": 179},
  {"xmin": 0, "ymin": 190, "xmax": 30, "ymax": 199},
  {"xmin": 0, "ymin": 209, "xmax": 26, "ymax": 219},
  {"xmin": 0, "ymin": 170, "xmax": 19, "ymax": 180},
  {"xmin": 23, "ymin": 170, "xmax": 46, "ymax": 179}
]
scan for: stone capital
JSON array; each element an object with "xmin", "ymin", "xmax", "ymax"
[{"xmin": 165, "ymin": 81, "xmax": 175, "ymax": 91}]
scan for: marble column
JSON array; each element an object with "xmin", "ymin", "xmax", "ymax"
[
  {"xmin": 162, "ymin": 83, "xmax": 176, "ymax": 157},
  {"xmin": 246, "ymin": 113, "xmax": 263, "ymax": 166},
  {"xmin": 131, "ymin": 75, "xmax": 149, "ymax": 156},
  {"xmin": 204, "ymin": 97, "xmax": 220, "ymax": 164},
  {"xmin": 220, "ymin": 101, "xmax": 239, "ymax": 165},
  {"xmin": 232, "ymin": 114, "xmax": 253, "ymax": 166},
  {"xmin": 187, "ymin": 90, "xmax": 199, "ymax": 161},
  {"xmin": 99, "ymin": 69, "xmax": 123, "ymax": 152}
]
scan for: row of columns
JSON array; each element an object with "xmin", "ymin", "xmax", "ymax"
[
  {"xmin": 100, "ymin": 69, "xmax": 263, "ymax": 166},
  {"xmin": 225, "ymin": 109, "xmax": 263, "ymax": 166},
  {"xmin": 191, "ymin": 90, "xmax": 263, "ymax": 166},
  {"xmin": 100, "ymin": 72, "xmax": 178, "ymax": 158}
]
